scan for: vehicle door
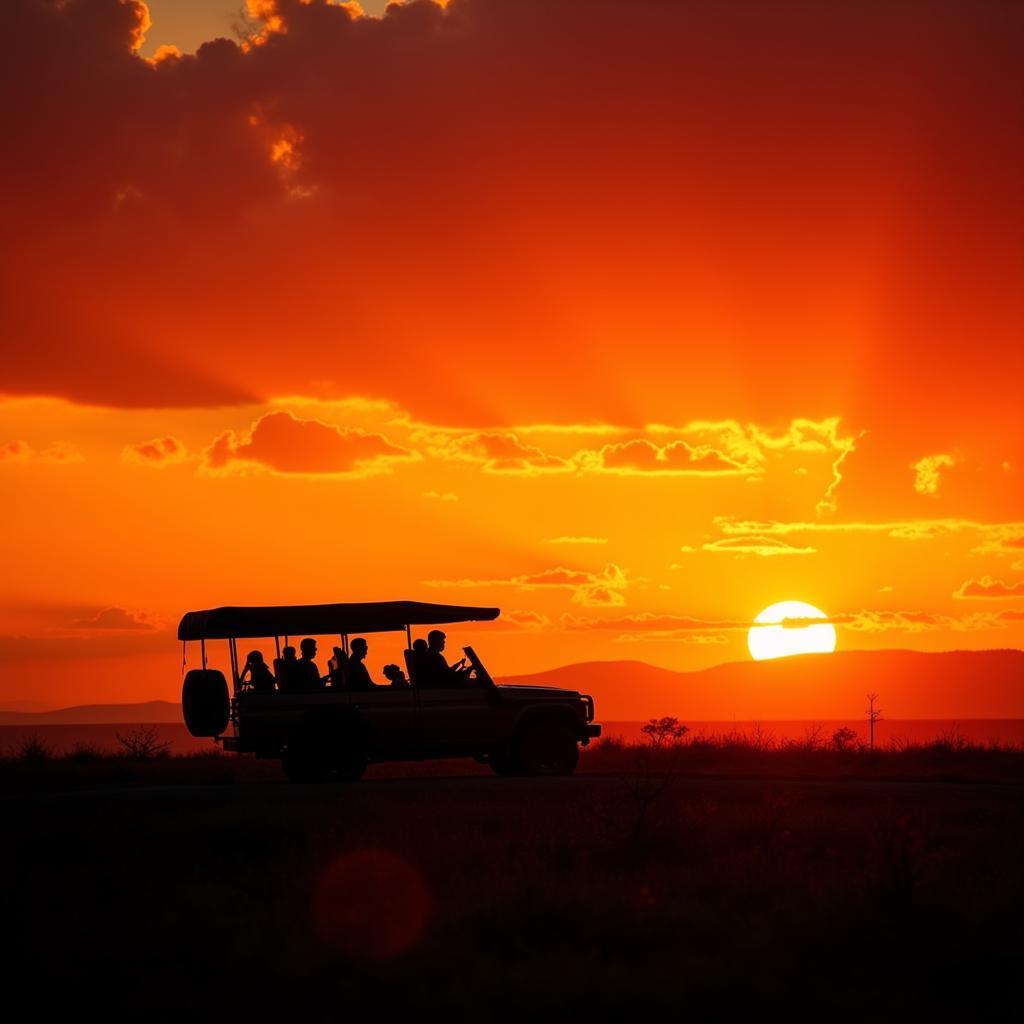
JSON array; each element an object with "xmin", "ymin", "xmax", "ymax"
[
  {"xmin": 415, "ymin": 649, "xmax": 505, "ymax": 753},
  {"xmin": 349, "ymin": 686, "xmax": 418, "ymax": 758}
]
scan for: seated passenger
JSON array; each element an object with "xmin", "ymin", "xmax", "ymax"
[
  {"xmin": 409, "ymin": 637, "xmax": 429, "ymax": 684},
  {"xmin": 328, "ymin": 646, "xmax": 349, "ymax": 688},
  {"xmin": 277, "ymin": 645, "xmax": 299, "ymax": 692},
  {"xmin": 293, "ymin": 637, "xmax": 327, "ymax": 693},
  {"xmin": 346, "ymin": 638, "xmax": 376, "ymax": 691},
  {"xmin": 240, "ymin": 650, "xmax": 276, "ymax": 694},
  {"xmin": 382, "ymin": 664, "xmax": 409, "ymax": 688},
  {"xmin": 417, "ymin": 629, "xmax": 471, "ymax": 688}
]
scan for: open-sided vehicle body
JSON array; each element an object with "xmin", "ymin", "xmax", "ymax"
[{"xmin": 178, "ymin": 601, "xmax": 600, "ymax": 781}]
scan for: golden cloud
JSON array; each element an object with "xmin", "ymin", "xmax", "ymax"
[
  {"xmin": 954, "ymin": 576, "xmax": 1024, "ymax": 599},
  {"xmin": 912, "ymin": 452, "xmax": 957, "ymax": 496},
  {"xmin": 424, "ymin": 563, "xmax": 630, "ymax": 607}
]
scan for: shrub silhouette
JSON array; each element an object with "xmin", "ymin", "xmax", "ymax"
[
  {"xmin": 116, "ymin": 726, "xmax": 172, "ymax": 760},
  {"xmin": 831, "ymin": 726, "xmax": 859, "ymax": 752}
]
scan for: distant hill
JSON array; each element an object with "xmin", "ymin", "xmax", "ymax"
[
  {"xmin": 2, "ymin": 649, "xmax": 1020, "ymax": 723},
  {"xmin": 0, "ymin": 700, "xmax": 181, "ymax": 725},
  {"xmin": 499, "ymin": 649, "xmax": 1024, "ymax": 720}
]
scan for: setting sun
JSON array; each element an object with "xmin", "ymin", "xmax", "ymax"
[{"xmin": 747, "ymin": 601, "xmax": 838, "ymax": 661}]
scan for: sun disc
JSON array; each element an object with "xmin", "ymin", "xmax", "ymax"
[{"xmin": 747, "ymin": 600, "xmax": 837, "ymax": 661}]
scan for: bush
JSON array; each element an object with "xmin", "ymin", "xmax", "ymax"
[
  {"xmin": 116, "ymin": 726, "xmax": 172, "ymax": 760},
  {"xmin": 17, "ymin": 736, "xmax": 52, "ymax": 763},
  {"xmin": 831, "ymin": 726, "xmax": 859, "ymax": 753}
]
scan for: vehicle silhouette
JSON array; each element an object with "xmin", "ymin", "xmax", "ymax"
[{"xmin": 179, "ymin": 601, "xmax": 600, "ymax": 782}]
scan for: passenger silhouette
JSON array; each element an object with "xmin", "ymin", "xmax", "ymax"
[
  {"xmin": 328, "ymin": 645, "xmax": 349, "ymax": 688},
  {"xmin": 278, "ymin": 645, "xmax": 299, "ymax": 691},
  {"xmin": 418, "ymin": 629, "xmax": 470, "ymax": 688},
  {"xmin": 294, "ymin": 638, "xmax": 326, "ymax": 693},
  {"xmin": 382, "ymin": 663, "xmax": 409, "ymax": 688},
  {"xmin": 346, "ymin": 638, "xmax": 376, "ymax": 690},
  {"xmin": 409, "ymin": 637, "xmax": 430, "ymax": 685},
  {"xmin": 240, "ymin": 650, "xmax": 276, "ymax": 694}
]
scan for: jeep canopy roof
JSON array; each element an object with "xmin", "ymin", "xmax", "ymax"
[{"xmin": 177, "ymin": 601, "xmax": 501, "ymax": 641}]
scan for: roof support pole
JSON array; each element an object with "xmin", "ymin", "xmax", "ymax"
[
  {"xmin": 406, "ymin": 624, "xmax": 412, "ymax": 650},
  {"xmin": 229, "ymin": 638, "xmax": 239, "ymax": 694},
  {"xmin": 274, "ymin": 635, "xmax": 281, "ymax": 659},
  {"xmin": 201, "ymin": 639, "xmax": 207, "ymax": 669}
]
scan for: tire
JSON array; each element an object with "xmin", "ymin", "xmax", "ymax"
[
  {"xmin": 181, "ymin": 669, "xmax": 229, "ymax": 737},
  {"xmin": 489, "ymin": 748, "xmax": 519, "ymax": 776},
  {"xmin": 332, "ymin": 743, "xmax": 367, "ymax": 782},
  {"xmin": 515, "ymin": 720, "xmax": 580, "ymax": 776},
  {"xmin": 283, "ymin": 734, "xmax": 330, "ymax": 783}
]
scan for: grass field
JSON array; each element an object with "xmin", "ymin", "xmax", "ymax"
[{"xmin": 4, "ymin": 735, "xmax": 1022, "ymax": 1019}]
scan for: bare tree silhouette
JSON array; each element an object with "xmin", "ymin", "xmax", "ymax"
[{"xmin": 866, "ymin": 693, "xmax": 883, "ymax": 752}]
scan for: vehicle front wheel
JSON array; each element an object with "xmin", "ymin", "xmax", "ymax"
[
  {"xmin": 515, "ymin": 721, "xmax": 579, "ymax": 777},
  {"xmin": 489, "ymin": 748, "xmax": 519, "ymax": 776}
]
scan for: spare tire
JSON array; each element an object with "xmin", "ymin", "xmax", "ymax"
[{"xmin": 182, "ymin": 669, "xmax": 229, "ymax": 737}]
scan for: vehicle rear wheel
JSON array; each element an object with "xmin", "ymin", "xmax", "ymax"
[
  {"xmin": 283, "ymin": 734, "xmax": 330, "ymax": 783},
  {"xmin": 332, "ymin": 743, "xmax": 367, "ymax": 782},
  {"xmin": 516, "ymin": 721, "xmax": 579, "ymax": 776}
]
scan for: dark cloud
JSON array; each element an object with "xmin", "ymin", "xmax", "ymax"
[
  {"xmin": 586, "ymin": 439, "xmax": 746, "ymax": 475},
  {"xmin": 123, "ymin": 435, "xmax": 188, "ymax": 464},
  {"xmin": 70, "ymin": 607, "xmax": 157, "ymax": 630},
  {"xmin": 2, "ymin": 0, "xmax": 1022, "ymax": 432},
  {"xmin": 205, "ymin": 409, "xmax": 411, "ymax": 474}
]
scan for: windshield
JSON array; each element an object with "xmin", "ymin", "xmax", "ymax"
[{"xmin": 463, "ymin": 646, "xmax": 495, "ymax": 688}]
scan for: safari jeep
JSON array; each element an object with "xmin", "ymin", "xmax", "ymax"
[{"xmin": 179, "ymin": 601, "xmax": 601, "ymax": 782}]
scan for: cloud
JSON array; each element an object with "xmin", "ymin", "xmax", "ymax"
[
  {"xmin": 716, "ymin": 517, "xmax": 1024, "ymax": 543},
  {"xmin": 838, "ymin": 608, "xmax": 1016, "ymax": 633},
  {"xmin": 677, "ymin": 536, "xmax": 817, "ymax": 557},
  {"xmin": 69, "ymin": 607, "xmax": 157, "ymax": 631},
  {"xmin": 425, "ymin": 431, "xmax": 574, "ymax": 474},
  {"xmin": 912, "ymin": 453, "xmax": 957, "ymax": 496},
  {"xmin": 122, "ymin": 435, "xmax": 188, "ymax": 465},
  {"xmin": 579, "ymin": 438, "xmax": 747, "ymax": 476},
  {"xmin": 424, "ymin": 490, "xmax": 459, "ymax": 502},
  {"xmin": 461, "ymin": 609, "xmax": 552, "ymax": 632},
  {"xmin": 615, "ymin": 632, "xmax": 729, "ymax": 645},
  {"xmin": 424, "ymin": 563, "xmax": 630, "ymax": 607},
  {"xmin": 562, "ymin": 612, "xmax": 750, "ymax": 633},
  {"xmin": 547, "ymin": 536, "xmax": 608, "ymax": 545},
  {"xmin": 954, "ymin": 576, "xmax": 1024, "ymax": 600},
  {"xmin": 0, "ymin": 440, "xmax": 83, "ymax": 463},
  {"xmin": 204, "ymin": 411, "xmax": 413, "ymax": 475},
  {"xmin": 5, "ymin": 0, "xmax": 1020, "ymax": 430}
]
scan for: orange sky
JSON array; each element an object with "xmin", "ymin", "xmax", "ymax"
[{"xmin": 2, "ymin": 0, "xmax": 1022, "ymax": 709}]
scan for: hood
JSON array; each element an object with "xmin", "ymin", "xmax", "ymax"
[{"xmin": 495, "ymin": 684, "xmax": 581, "ymax": 700}]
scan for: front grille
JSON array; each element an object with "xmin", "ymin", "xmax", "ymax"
[{"xmin": 580, "ymin": 694, "xmax": 595, "ymax": 722}]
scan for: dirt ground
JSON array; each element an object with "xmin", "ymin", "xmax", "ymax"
[{"xmin": 5, "ymin": 766, "xmax": 1022, "ymax": 1020}]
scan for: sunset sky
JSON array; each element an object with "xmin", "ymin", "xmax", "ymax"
[{"xmin": 2, "ymin": 0, "xmax": 1023, "ymax": 707}]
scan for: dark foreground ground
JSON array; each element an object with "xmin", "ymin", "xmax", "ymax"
[{"xmin": 4, "ymin": 747, "xmax": 1023, "ymax": 1020}]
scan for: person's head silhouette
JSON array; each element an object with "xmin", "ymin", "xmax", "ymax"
[
  {"xmin": 413, "ymin": 638, "xmax": 427, "ymax": 653},
  {"xmin": 246, "ymin": 650, "xmax": 264, "ymax": 666},
  {"xmin": 351, "ymin": 638, "xmax": 368, "ymax": 660},
  {"xmin": 283, "ymin": 645, "xmax": 297, "ymax": 661},
  {"xmin": 300, "ymin": 638, "xmax": 317, "ymax": 660},
  {"xmin": 428, "ymin": 629, "xmax": 446, "ymax": 652}
]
